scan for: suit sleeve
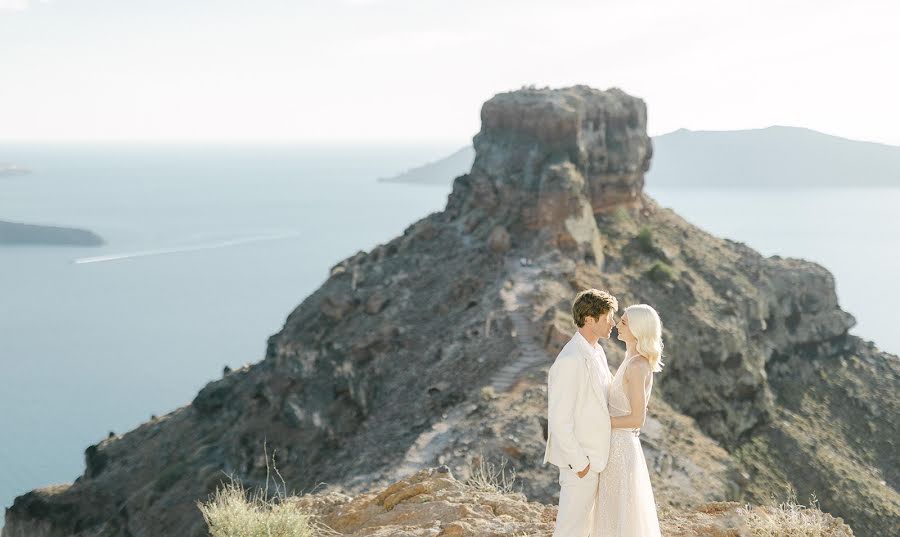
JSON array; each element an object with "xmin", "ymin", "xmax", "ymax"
[{"xmin": 547, "ymin": 357, "xmax": 590, "ymax": 470}]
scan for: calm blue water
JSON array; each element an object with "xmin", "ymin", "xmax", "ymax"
[
  {"xmin": 1, "ymin": 145, "xmax": 897, "ymax": 524},
  {"xmin": 647, "ymin": 185, "xmax": 900, "ymax": 358},
  {"xmin": 0, "ymin": 143, "xmax": 456, "ymax": 522}
]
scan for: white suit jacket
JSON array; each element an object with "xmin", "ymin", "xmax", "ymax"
[{"xmin": 543, "ymin": 331, "xmax": 613, "ymax": 473}]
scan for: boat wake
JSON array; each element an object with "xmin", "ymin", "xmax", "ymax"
[{"xmin": 73, "ymin": 232, "xmax": 302, "ymax": 264}]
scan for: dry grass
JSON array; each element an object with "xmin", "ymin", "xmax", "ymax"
[
  {"xmin": 662, "ymin": 493, "xmax": 851, "ymax": 537},
  {"xmin": 196, "ymin": 440, "xmax": 318, "ymax": 537},
  {"xmin": 480, "ymin": 385, "xmax": 497, "ymax": 400},
  {"xmin": 738, "ymin": 493, "xmax": 845, "ymax": 537},
  {"xmin": 463, "ymin": 452, "xmax": 518, "ymax": 494},
  {"xmin": 197, "ymin": 477, "xmax": 314, "ymax": 537}
]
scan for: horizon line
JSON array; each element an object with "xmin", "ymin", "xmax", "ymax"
[{"xmin": 1, "ymin": 124, "xmax": 898, "ymax": 148}]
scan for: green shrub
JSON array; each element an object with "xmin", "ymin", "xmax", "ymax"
[
  {"xmin": 636, "ymin": 226, "xmax": 656, "ymax": 254},
  {"xmin": 646, "ymin": 261, "xmax": 675, "ymax": 283}
]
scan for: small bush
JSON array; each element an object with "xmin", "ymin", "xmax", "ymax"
[
  {"xmin": 197, "ymin": 440, "xmax": 318, "ymax": 537},
  {"xmin": 738, "ymin": 493, "xmax": 837, "ymax": 536},
  {"xmin": 480, "ymin": 386, "xmax": 497, "ymax": 400},
  {"xmin": 598, "ymin": 207, "xmax": 631, "ymax": 238},
  {"xmin": 646, "ymin": 261, "xmax": 675, "ymax": 283},
  {"xmin": 197, "ymin": 476, "xmax": 313, "ymax": 537},
  {"xmin": 465, "ymin": 454, "xmax": 517, "ymax": 494},
  {"xmin": 636, "ymin": 226, "xmax": 656, "ymax": 253}
]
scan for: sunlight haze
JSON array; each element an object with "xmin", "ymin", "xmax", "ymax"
[{"xmin": 1, "ymin": 0, "xmax": 898, "ymax": 145}]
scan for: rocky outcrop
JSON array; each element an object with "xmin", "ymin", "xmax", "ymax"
[
  {"xmin": 5, "ymin": 85, "xmax": 898, "ymax": 537},
  {"xmin": 270, "ymin": 467, "xmax": 854, "ymax": 536},
  {"xmin": 447, "ymin": 86, "xmax": 651, "ymax": 266},
  {"xmin": 292, "ymin": 467, "xmax": 556, "ymax": 536}
]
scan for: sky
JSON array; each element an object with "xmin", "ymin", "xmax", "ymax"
[{"xmin": 1, "ymin": 0, "xmax": 898, "ymax": 146}]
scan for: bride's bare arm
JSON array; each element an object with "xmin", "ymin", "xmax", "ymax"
[{"xmin": 609, "ymin": 360, "xmax": 650, "ymax": 429}]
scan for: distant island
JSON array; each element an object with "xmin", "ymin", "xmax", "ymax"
[
  {"xmin": 379, "ymin": 125, "xmax": 900, "ymax": 188},
  {"xmin": 0, "ymin": 220, "xmax": 104, "ymax": 246},
  {"xmin": 377, "ymin": 146, "xmax": 475, "ymax": 185},
  {"xmin": 0, "ymin": 164, "xmax": 32, "ymax": 177}
]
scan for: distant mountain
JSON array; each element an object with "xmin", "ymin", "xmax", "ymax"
[
  {"xmin": 377, "ymin": 146, "xmax": 475, "ymax": 185},
  {"xmin": 0, "ymin": 220, "xmax": 104, "ymax": 246},
  {"xmin": 379, "ymin": 126, "xmax": 900, "ymax": 188},
  {"xmin": 651, "ymin": 126, "xmax": 900, "ymax": 187}
]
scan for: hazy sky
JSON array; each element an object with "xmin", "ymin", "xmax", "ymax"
[{"xmin": 2, "ymin": 0, "xmax": 898, "ymax": 145}]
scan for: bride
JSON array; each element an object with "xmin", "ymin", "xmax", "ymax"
[{"xmin": 594, "ymin": 304, "xmax": 664, "ymax": 536}]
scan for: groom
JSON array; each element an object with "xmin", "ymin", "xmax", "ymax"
[{"xmin": 543, "ymin": 288, "xmax": 618, "ymax": 536}]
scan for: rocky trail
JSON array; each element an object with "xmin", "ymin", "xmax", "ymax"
[
  {"xmin": 490, "ymin": 261, "xmax": 549, "ymax": 394},
  {"xmin": 392, "ymin": 261, "xmax": 547, "ymax": 481}
]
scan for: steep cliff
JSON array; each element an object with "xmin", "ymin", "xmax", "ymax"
[{"xmin": 5, "ymin": 85, "xmax": 897, "ymax": 537}]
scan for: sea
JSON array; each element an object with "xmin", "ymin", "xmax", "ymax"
[{"xmin": 1, "ymin": 143, "xmax": 898, "ymax": 524}]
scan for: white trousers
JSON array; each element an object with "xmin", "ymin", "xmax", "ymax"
[{"xmin": 553, "ymin": 464, "xmax": 601, "ymax": 537}]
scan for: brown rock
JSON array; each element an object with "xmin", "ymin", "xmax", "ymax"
[
  {"xmin": 321, "ymin": 292, "xmax": 354, "ymax": 321},
  {"xmin": 290, "ymin": 470, "xmax": 851, "ymax": 537},
  {"xmin": 487, "ymin": 225, "xmax": 511, "ymax": 254},
  {"xmin": 365, "ymin": 291, "xmax": 388, "ymax": 314}
]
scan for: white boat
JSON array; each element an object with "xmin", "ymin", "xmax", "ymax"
[{"xmin": 0, "ymin": 164, "xmax": 32, "ymax": 176}]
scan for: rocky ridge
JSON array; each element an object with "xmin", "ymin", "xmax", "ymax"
[{"xmin": 4, "ymin": 85, "xmax": 898, "ymax": 537}]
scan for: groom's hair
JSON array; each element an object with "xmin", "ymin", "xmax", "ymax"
[{"xmin": 572, "ymin": 289, "xmax": 618, "ymax": 327}]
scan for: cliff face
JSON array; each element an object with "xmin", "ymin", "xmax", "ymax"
[{"xmin": 5, "ymin": 85, "xmax": 898, "ymax": 537}]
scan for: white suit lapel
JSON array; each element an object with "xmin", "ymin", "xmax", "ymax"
[
  {"xmin": 595, "ymin": 345, "xmax": 612, "ymax": 384},
  {"xmin": 584, "ymin": 355, "xmax": 606, "ymax": 402},
  {"xmin": 573, "ymin": 331, "xmax": 609, "ymax": 403}
]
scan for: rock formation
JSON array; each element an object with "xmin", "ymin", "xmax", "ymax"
[
  {"xmin": 282, "ymin": 467, "xmax": 853, "ymax": 536},
  {"xmin": 4, "ymin": 85, "xmax": 898, "ymax": 537}
]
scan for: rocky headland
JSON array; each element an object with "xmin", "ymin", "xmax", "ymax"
[
  {"xmin": 0, "ymin": 219, "xmax": 104, "ymax": 246},
  {"xmin": 4, "ymin": 85, "xmax": 898, "ymax": 537}
]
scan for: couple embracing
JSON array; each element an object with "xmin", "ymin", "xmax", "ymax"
[{"xmin": 544, "ymin": 289, "xmax": 664, "ymax": 537}]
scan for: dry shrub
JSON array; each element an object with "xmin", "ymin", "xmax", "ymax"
[
  {"xmin": 739, "ymin": 493, "xmax": 841, "ymax": 537},
  {"xmin": 464, "ymin": 453, "xmax": 518, "ymax": 494},
  {"xmin": 197, "ymin": 440, "xmax": 316, "ymax": 537}
]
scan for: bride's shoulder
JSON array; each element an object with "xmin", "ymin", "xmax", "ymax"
[{"xmin": 624, "ymin": 355, "xmax": 652, "ymax": 378}]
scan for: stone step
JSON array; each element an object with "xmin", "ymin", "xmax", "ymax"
[{"xmin": 490, "ymin": 269, "xmax": 553, "ymax": 394}]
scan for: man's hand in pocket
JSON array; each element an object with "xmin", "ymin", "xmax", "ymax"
[{"xmin": 577, "ymin": 462, "xmax": 590, "ymax": 478}]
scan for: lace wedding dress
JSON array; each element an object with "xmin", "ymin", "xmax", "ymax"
[{"xmin": 594, "ymin": 354, "xmax": 662, "ymax": 537}]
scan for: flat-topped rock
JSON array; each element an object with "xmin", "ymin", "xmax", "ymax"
[{"xmin": 447, "ymin": 85, "xmax": 651, "ymax": 262}]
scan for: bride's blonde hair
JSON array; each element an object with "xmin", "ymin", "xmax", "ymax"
[{"xmin": 624, "ymin": 304, "xmax": 664, "ymax": 373}]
